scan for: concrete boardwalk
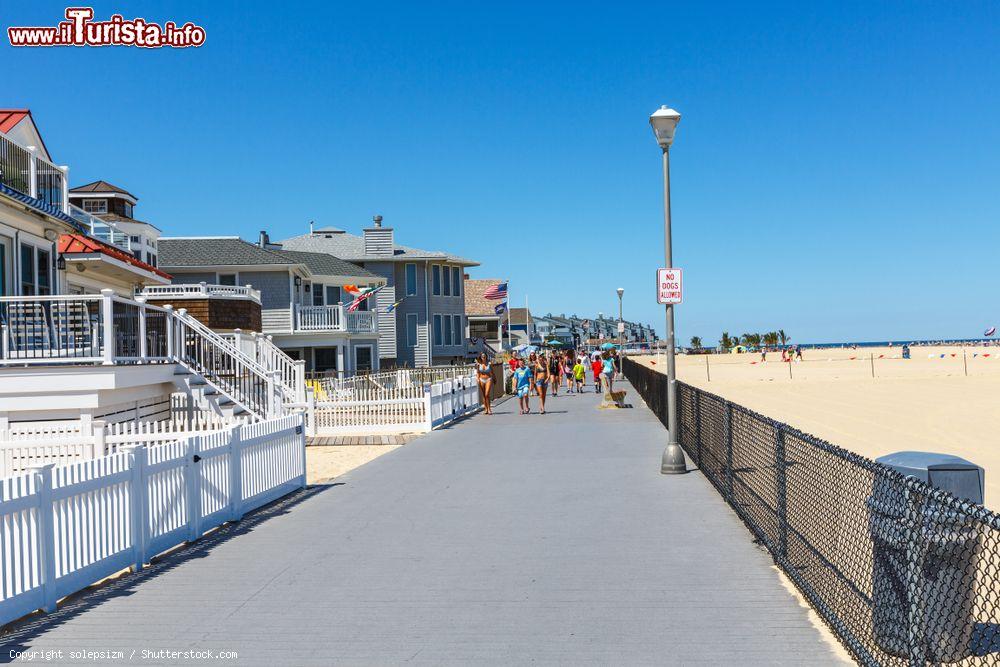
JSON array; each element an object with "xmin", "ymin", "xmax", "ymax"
[{"xmin": 1, "ymin": 382, "xmax": 844, "ymax": 665}]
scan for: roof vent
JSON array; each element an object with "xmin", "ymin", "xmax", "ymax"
[{"xmin": 373, "ymin": 214, "xmax": 383, "ymax": 228}]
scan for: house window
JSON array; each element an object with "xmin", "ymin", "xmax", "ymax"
[
  {"xmin": 148, "ymin": 254, "xmax": 157, "ymax": 267},
  {"xmin": 405, "ymin": 263, "xmax": 417, "ymax": 296},
  {"xmin": 406, "ymin": 313, "xmax": 418, "ymax": 347},
  {"xmin": 453, "ymin": 315, "xmax": 463, "ymax": 345},
  {"xmin": 443, "ymin": 265, "xmax": 451, "ymax": 296},
  {"xmin": 432, "ymin": 265, "xmax": 441, "ymax": 295},
  {"xmin": 123, "ymin": 202, "xmax": 133, "ymax": 218},
  {"xmin": 19, "ymin": 245, "xmax": 51, "ymax": 296},
  {"xmin": 443, "ymin": 314, "xmax": 452, "ymax": 345},
  {"xmin": 433, "ymin": 314, "xmax": 443, "ymax": 346},
  {"xmin": 355, "ymin": 346, "xmax": 373, "ymax": 372},
  {"xmin": 312, "ymin": 284, "xmax": 324, "ymax": 306},
  {"xmin": 452, "ymin": 267, "xmax": 461, "ymax": 297},
  {"xmin": 326, "ymin": 285, "xmax": 341, "ymax": 305},
  {"xmin": 218, "ymin": 273, "xmax": 237, "ymax": 286},
  {"xmin": 313, "ymin": 347, "xmax": 339, "ymax": 373},
  {"xmin": 129, "ymin": 235, "xmax": 140, "ymax": 244},
  {"xmin": 82, "ymin": 199, "xmax": 107, "ymax": 214}
]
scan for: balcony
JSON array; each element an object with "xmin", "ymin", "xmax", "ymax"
[
  {"xmin": 0, "ymin": 133, "xmax": 67, "ymax": 212},
  {"xmin": 67, "ymin": 205, "xmax": 132, "ymax": 253},
  {"xmin": 136, "ymin": 283, "xmax": 262, "ymax": 304},
  {"xmin": 293, "ymin": 305, "xmax": 377, "ymax": 334}
]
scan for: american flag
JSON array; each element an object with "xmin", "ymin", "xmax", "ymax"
[
  {"xmin": 347, "ymin": 285, "xmax": 383, "ymax": 312},
  {"xmin": 483, "ymin": 282, "xmax": 507, "ymax": 300}
]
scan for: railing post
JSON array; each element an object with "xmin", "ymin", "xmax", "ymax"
[
  {"xmin": 724, "ymin": 402, "xmax": 734, "ymax": 499},
  {"xmin": 336, "ymin": 304, "xmax": 346, "ymax": 331},
  {"xmin": 26, "ymin": 146, "xmax": 38, "ymax": 199},
  {"xmin": 136, "ymin": 297, "xmax": 148, "ymax": 361},
  {"xmin": 228, "ymin": 424, "xmax": 244, "ymax": 521},
  {"xmin": 1, "ymin": 323, "xmax": 8, "ymax": 360},
  {"xmin": 266, "ymin": 370, "xmax": 279, "ymax": 417},
  {"xmin": 28, "ymin": 463, "xmax": 57, "ymax": 612},
  {"xmin": 59, "ymin": 164, "xmax": 69, "ymax": 213},
  {"xmin": 306, "ymin": 387, "xmax": 316, "ymax": 437},
  {"xmin": 92, "ymin": 419, "xmax": 106, "ymax": 458},
  {"xmin": 775, "ymin": 424, "xmax": 788, "ymax": 560},
  {"xmin": 423, "ymin": 382, "xmax": 433, "ymax": 431},
  {"xmin": 199, "ymin": 281, "xmax": 208, "ymax": 295},
  {"xmin": 295, "ymin": 360, "xmax": 307, "ymax": 403},
  {"xmin": 163, "ymin": 305, "xmax": 174, "ymax": 360},
  {"xmin": 186, "ymin": 435, "xmax": 203, "ymax": 542},
  {"xmin": 293, "ymin": 303, "xmax": 300, "ymax": 331},
  {"xmin": 126, "ymin": 444, "xmax": 148, "ymax": 572},
  {"xmin": 100, "ymin": 288, "xmax": 115, "ymax": 365},
  {"xmin": 298, "ymin": 412, "xmax": 307, "ymax": 488}
]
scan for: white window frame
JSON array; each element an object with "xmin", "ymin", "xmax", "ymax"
[
  {"xmin": 216, "ymin": 272, "xmax": 238, "ymax": 286},
  {"xmin": 405, "ymin": 263, "xmax": 417, "ymax": 296},
  {"xmin": 82, "ymin": 199, "xmax": 108, "ymax": 214},
  {"xmin": 354, "ymin": 344, "xmax": 375, "ymax": 372},
  {"xmin": 18, "ymin": 238, "xmax": 53, "ymax": 296},
  {"xmin": 406, "ymin": 313, "xmax": 418, "ymax": 348}
]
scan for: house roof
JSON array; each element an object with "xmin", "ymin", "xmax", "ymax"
[
  {"xmin": 508, "ymin": 307, "xmax": 532, "ymax": 326},
  {"xmin": 279, "ymin": 230, "xmax": 478, "ymax": 266},
  {"xmin": 69, "ymin": 180, "xmax": 138, "ymax": 200},
  {"xmin": 464, "ymin": 278, "xmax": 507, "ymax": 317},
  {"xmin": 58, "ymin": 233, "xmax": 172, "ymax": 280},
  {"xmin": 96, "ymin": 213, "xmax": 162, "ymax": 232},
  {"xmin": 274, "ymin": 250, "xmax": 378, "ymax": 279},
  {"xmin": 0, "ymin": 109, "xmax": 51, "ymax": 159},
  {"xmin": 158, "ymin": 237, "xmax": 295, "ymax": 268}
]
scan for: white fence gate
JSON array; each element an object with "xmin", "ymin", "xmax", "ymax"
[
  {"xmin": 307, "ymin": 375, "xmax": 481, "ymax": 436},
  {"xmin": 0, "ymin": 413, "xmax": 306, "ymax": 627}
]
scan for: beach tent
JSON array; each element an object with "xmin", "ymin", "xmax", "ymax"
[
  {"xmin": 600, "ymin": 342, "xmax": 619, "ymax": 350},
  {"xmin": 731, "ymin": 345, "xmax": 746, "ymax": 354},
  {"xmin": 513, "ymin": 344, "xmax": 539, "ymax": 354}
]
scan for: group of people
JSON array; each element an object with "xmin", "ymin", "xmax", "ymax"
[
  {"xmin": 476, "ymin": 348, "xmax": 621, "ymax": 416},
  {"xmin": 760, "ymin": 346, "xmax": 803, "ymax": 362}
]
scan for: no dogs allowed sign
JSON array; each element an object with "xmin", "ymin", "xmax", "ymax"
[{"xmin": 656, "ymin": 268, "xmax": 682, "ymax": 304}]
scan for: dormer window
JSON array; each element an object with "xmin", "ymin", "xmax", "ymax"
[
  {"xmin": 82, "ymin": 199, "xmax": 107, "ymax": 214},
  {"xmin": 123, "ymin": 202, "xmax": 133, "ymax": 218}
]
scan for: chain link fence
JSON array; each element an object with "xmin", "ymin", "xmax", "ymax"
[{"xmin": 623, "ymin": 358, "xmax": 1000, "ymax": 666}]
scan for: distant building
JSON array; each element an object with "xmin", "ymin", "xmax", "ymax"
[
  {"xmin": 463, "ymin": 277, "xmax": 507, "ymax": 356},
  {"xmin": 279, "ymin": 218, "xmax": 478, "ymax": 367}
]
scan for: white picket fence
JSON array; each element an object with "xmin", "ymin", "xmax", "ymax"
[
  {"xmin": 0, "ymin": 413, "xmax": 306, "ymax": 627},
  {"xmin": 306, "ymin": 375, "xmax": 481, "ymax": 436},
  {"xmin": 0, "ymin": 417, "xmax": 249, "ymax": 478}
]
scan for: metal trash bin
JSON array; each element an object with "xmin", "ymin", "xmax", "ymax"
[{"xmin": 869, "ymin": 452, "xmax": 985, "ymax": 662}]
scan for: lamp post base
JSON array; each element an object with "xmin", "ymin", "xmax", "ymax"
[{"xmin": 660, "ymin": 442, "xmax": 688, "ymax": 474}]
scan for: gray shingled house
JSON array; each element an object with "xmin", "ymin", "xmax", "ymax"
[
  {"xmin": 158, "ymin": 236, "xmax": 385, "ymax": 376},
  {"xmin": 278, "ymin": 217, "xmax": 478, "ymax": 368}
]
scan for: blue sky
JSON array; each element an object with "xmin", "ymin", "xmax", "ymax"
[{"xmin": 4, "ymin": 1, "xmax": 999, "ymax": 344}]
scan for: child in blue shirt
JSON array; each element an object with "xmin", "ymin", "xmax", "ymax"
[{"xmin": 513, "ymin": 359, "xmax": 534, "ymax": 414}]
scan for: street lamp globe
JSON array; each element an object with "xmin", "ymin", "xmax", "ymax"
[
  {"xmin": 616, "ymin": 287, "xmax": 624, "ymax": 299},
  {"xmin": 649, "ymin": 105, "xmax": 681, "ymax": 149}
]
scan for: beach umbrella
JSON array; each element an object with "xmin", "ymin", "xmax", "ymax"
[
  {"xmin": 600, "ymin": 342, "xmax": 618, "ymax": 350},
  {"xmin": 545, "ymin": 339, "xmax": 566, "ymax": 348},
  {"xmin": 986, "ymin": 326, "xmax": 996, "ymax": 337}
]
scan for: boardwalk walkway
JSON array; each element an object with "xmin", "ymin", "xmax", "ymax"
[{"xmin": 1, "ymin": 381, "xmax": 844, "ymax": 665}]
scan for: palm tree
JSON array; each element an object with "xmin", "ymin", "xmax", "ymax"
[
  {"xmin": 778, "ymin": 329, "xmax": 790, "ymax": 346},
  {"xmin": 690, "ymin": 336, "xmax": 702, "ymax": 350},
  {"xmin": 763, "ymin": 331, "xmax": 779, "ymax": 347},
  {"xmin": 720, "ymin": 332, "xmax": 733, "ymax": 350}
]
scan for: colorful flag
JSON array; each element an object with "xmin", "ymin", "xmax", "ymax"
[
  {"xmin": 484, "ymin": 282, "xmax": 508, "ymax": 300},
  {"xmin": 342, "ymin": 284, "xmax": 362, "ymax": 296},
  {"xmin": 347, "ymin": 285, "xmax": 383, "ymax": 312},
  {"xmin": 494, "ymin": 302, "xmax": 508, "ymax": 316},
  {"xmin": 386, "ymin": 297, "xmax": 406, "ymax": 313}
]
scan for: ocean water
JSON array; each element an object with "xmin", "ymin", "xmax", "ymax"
[{"xmin": 799, "ymin": 338, "xmax": 997, "ymax": 349}]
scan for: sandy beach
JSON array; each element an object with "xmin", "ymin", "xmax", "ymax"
[{"xmin": 634, "ymin": 345, "xmax": 1000, "ymax": 509}]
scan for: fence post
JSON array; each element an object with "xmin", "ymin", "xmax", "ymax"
[
  {"xmin": 186, "ymin": 435, "xmax": 203, "ymax": 542},
  {"xmin": 1, "ymin": 323, "xmax": 9, "ymax": 360},
  {"xmin": 903, "ymin": 484, "xmax": 927, "ymax": 667},
  {"xmin": 422, "ymin": 382, "xmax": 433, "ymax": 431},
  {"xmin": 725, "ymin": 402, "xmax": 734, "ymax": 499},
  {"xmin": 298, "ymin": 412, "xmax": 307, "ymax": 488},
  {"xmin": 126, "ymin": 445, "xmax": 148, "ymax": 572},
  {"xmin": 100, "ymin": 289, "xmax": 115, "ymax": 365},
  {"xmin": 136, "ymin": 297, "xmax": 148, "ymax": 361},
  {"xmin": 92, "ymin": 419, "xmax": 106, "ymax": 458},
  {"xmin": 163, "ymin": 305, "xmax": 174, "ymax": 361},
  {"xmin": 228, "ymin": 425, "xmax": 244, "ymax": 521},
  {"xmin": 266, "ymin": 370, "xmax": 280, "ymax": 417},
  {"xmin": 775, "ymin": 424, "xmax": 788, "ymax": 560},
  {"xmin": 295, "ymin": 360, "xmax": 307, "ymax": 403},
  {"xmin": 28, "ymin": 463, "xmax": 57, "ymax": 612},
  {"xmin": 306, "ymin": 388, "xmax": 316, "ymax": 437},
  {"xmin": 26, "ymin": 145, "xmax": 38, "ymax": 199}
]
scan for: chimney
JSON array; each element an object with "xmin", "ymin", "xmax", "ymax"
[
  {"xmin": 258, "ymin": 230, "xmax": 270, "ymax": 248},
  {"xmin": 363, "ymin": 215, "xmax": 394, "ymax": 257},
  {"xmin": 309, "ymin": 220, "xmax": 314, "ymax": 235}
]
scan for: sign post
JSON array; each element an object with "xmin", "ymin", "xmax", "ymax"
[{"xmin": 656, "ymin": 268, "xmax": 683, "ymax": 304}]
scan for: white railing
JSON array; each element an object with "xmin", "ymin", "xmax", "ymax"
[
  {"xmin": 0, "ymin": 292, "xmax": 284, "ymax": 420},
  {"xmin": 308, "ymin": 365, "xmax": 474, "ymax": 401},
  {"xmin": 0, "ymin": 133, "xmax": 68, "ymax": 213},
  {"xmin": 220, "ymin": 331, "xmax": 305, "ymax": 404},
  {"xmin": 0, "ymin": 414, "xmax": 306, "ymax": 627},
  {"xmin": 300, "ymin": 373, "xmax": 480, "ymax": 436},
  {"xmin": 67, "ymin": 204, "xmax": 131, "ymax": 252},
  {"xmin": 293, "ymin": 304, "xmax": 378, "ymax": 334},
  {"xmin": 137, "ymin": 283, "xmax": 261, "ymax": 304}
]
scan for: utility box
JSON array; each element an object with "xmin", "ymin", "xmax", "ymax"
[{"xmin": 869, "ymin": 452, "xmax": 984, "ymax": 662}]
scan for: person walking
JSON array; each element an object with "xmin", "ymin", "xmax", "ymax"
[
  {"xmin": 601, "ymin": 351, "xmax": 616, "ymax": 394},
  {"xmin": 548, "ymin": 351, "xmax": 561, "ymax": 396},
  {"xmin": 591, "ymin": 354, "xmax": 604, "ymax": 394},
  {"xmin": 513, "ymin": 358, "xmax": 533, "ymax": 414},
  {"xmin": 572, "ymin": 356, "xmax": 586, "ymax": 393},
  {"xmin": 534, "ymin": 353, "xmax": 550, "ymax": 414},
  {"xmin": 475, "ymin": 353, "xmax": 494, "ymax": 415},
  {"xmin": 563, "ymin": 351, "xmax": 576, "ymax": 394}
]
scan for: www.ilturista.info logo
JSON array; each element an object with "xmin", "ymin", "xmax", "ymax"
[{"xmin": 8, "ymin": 7, "xmax": 205, "ymax": 48}]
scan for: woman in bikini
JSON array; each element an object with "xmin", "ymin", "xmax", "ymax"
[
  {"xmin": 533, "ymin": 352, "xmax": 550, "ymax": 414},
  {"xmin": 548, "ymin": 350, "xmax": 561, "ymax": 396},
  {"xmin": 475, "ymin": 353, "xmax": 494, "ymax": 415}
]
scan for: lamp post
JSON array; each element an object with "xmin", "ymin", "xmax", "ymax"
[
  {"xmin": 616, "ymin": 287, "xmax": 624, "ymax": 371},
  {"xmin": 650, "ymin": 105, "xmax": 688, "ymax": 475}
]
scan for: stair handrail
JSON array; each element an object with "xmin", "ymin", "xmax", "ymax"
[{"xmin": 252, "ymin": 333, "xmax": 306, "ymax": 403}]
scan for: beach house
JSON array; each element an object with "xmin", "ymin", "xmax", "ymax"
[
  {"xmin": 278, "ymin": 217, "xmax": 478, "ymax": 368},
  {"xmin": 156, "ymin": 235, "xmax": 384, "ymax": 377},
  {"xmin": 463, "ymin": 277, "xmax": 507, "ymax": 356}
]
